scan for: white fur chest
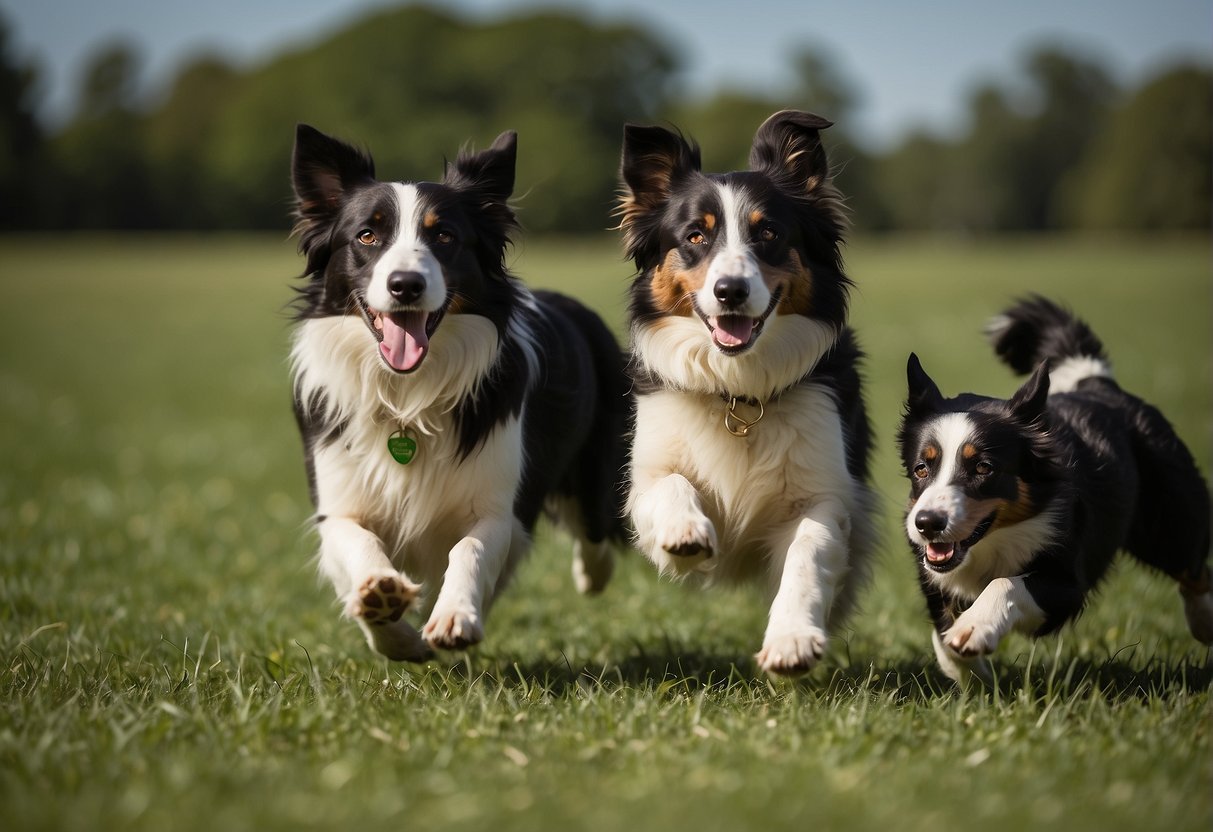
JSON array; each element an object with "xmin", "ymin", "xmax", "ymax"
[
  {"xmin": 291, "ymin": 315, "xmax": 521, "ymax": 567},
  {"xmin": 629, "ymin": 384, "xmax": 857, "ymax": 562}
]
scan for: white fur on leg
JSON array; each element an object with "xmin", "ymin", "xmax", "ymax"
[
  {"xmin": 756, "ymin": 500, "xmax": 851, "ymax": 676},
  {"xmin": 934, "ymin": 575, "xmax": 1045, "ymax": 687},
  {"xmin": 319, "ymin": 517, "xmax": 411, "ymax": 599},
  {"xmin": 572, "ymin": 538, "xmax": 614, "ymax": 595},
  {"xmin": 423, "ymin": 515, "xmax": 515, "ymax": 650},
  {"xmin": 631, "ymin": 473, "xmax": 717, "ymax": 576},
  {"xmin": 360, "ymin": 617, "xmax": 434, "ymax": 662},
  {"xmin": 1182, "ymin": 589, "xmax": 1213, "ymax": 644},
  {"xmin": 932, "ymin": 629, "xmax": 993, "ymax": 688},
  {"xmin": 943, "ymin": 576, "xmax": 1045, "ymax": 658},
  {"xmin": 318, "ymin": 518, "xmax": 428, "ymax": 660}
]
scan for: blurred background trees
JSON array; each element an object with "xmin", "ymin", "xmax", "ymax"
[{"xmin": 0, "ymin": 4, "xmax": 1208, "ymax": 234}]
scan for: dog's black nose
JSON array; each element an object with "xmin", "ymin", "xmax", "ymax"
[
  {"xmin": 713, "ymin": 276, "xmax": 750, "ymax": 308},
  {"xmin": 387, "ymin": 271, "xmax": 426, "ymax": 304},
  {"xmin": 915, "ymin": 509, "xmax": 949, "ymax": 537}
]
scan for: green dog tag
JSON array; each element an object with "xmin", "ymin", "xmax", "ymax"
[{"xmin": 387, "ymin": 430, "xmax": 417, "ymax": 465}]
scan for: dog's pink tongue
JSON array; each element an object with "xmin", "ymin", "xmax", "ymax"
[
  {"xmin": 380, "ymin": 311, "xmax": 429, "ymax": 372},
  {"xmin": 926, "ymin": 542, "xmax": 955, "ymax": 563},
  {"xmin": 711, "ymin": 316, "xmax": 755, "ymax": 348}
]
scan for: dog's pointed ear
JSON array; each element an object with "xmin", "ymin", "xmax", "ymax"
[
  {"xmin": 1009, "ymin": 361, "xmax": 1051, "ymax": 426},
  {"xmin": 291, "ymin": 124, "xmax": 375, "ymax": 220},
  {"xmin": 619, "ymin": 124, "xmax": 701, "ymax": 211},
  {"xmin": 749, "ymin": 109, "xmax": 832, "ymax": 194},
  {"xmin": 617, "ymin": 124, "xmax": 700, "ymax": 265},
  {"xmin": 906, "ymin": 353, "xmax": 944, "ymax": 413},
  {"xmin": 446, "ymin": 130, "xmax": 517, "ymax": 203}
]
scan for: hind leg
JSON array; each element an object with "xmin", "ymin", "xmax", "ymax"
[
  {"xmin": 1124, "ymin": 537, "xmax": 1212, "ymax": 644},
  {"xmin": 1120, "ymin": 521, "xmax": 1208, "ymax": 645},
  {"xmin": 1123, "ymin": 408, "xmax": 1213, "ymax": 644},
  {"xmin": 1178, "ymin": 565, "xmax": 1213, "ymax": 644},
  {"xmin": 546, "ymin": 495, "xmax": 616, "ymax": 595},
  {"xmin": 1124, "ymin": 496, "xmax": 1213, "ymax": 644},
  {"xmin": 572, "ymin": 538, "xmax": 614, "ymax": 595}
]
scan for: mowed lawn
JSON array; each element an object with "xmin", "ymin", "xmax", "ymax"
[{"xmin": 0, "ymin": 233, "xmax": 1209, "ymax": 832}]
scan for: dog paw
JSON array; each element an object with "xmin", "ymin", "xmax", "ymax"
[
  {"xmin": 422, "ymin": 605, "xmax": 484, "ymax": 650},
  {"xmin": 572, "ymin": 539, "xmax": 614, "ymax": 595},
  {"xmin": 655, "ymin": 512, "xmax": 717, "ymax": 558},
  {"xmin": 1182, "ymin": 589, "xmax": 1213, "ymax": 644},
  {"xmin": 931, "ymin": 629, "xmax": 994, "ymax": 687},
  {"xmin": 347, "ymin": 572, "xmax": 419, "ymax": 626},
  {"xmin": 755, "ymin": 629, "xmax": 828, "ymax": 676},
  {"xmin": 944, "ymin": 620, "xmax": 1001, "ymax": 657},
  {"xmin": 363, "ymin": 620, "xmax": 435, "ymax": 663}
]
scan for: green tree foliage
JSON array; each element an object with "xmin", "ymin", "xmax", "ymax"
[
  {"xmin": 46, "ymin": 41, "xmax": 158, "ymax": 228},
  {"xmin": 878, "ymin": 46, "xmax": 1118, "ymax": 233},
  {"xmin": 161, "ymin": 6, "xmax": 676, "ymax": 231},
  {"xmin": 1062, "ymin": 64, "xmax": 1212, "ymax": 230},
  {"xmin": 4, "ymin": 6, "xmax": 1209, "ymax": 235},
  {"xmin": 666, "ymin": 43, "xmax": 889, "ymax": 231},
  {"xmin": 0, "ymin": 14, "xmax": 44, "ymax": 227},
  {"xmin": 143, "ymin": 56, "xmax": 240, "ymax": 227}
]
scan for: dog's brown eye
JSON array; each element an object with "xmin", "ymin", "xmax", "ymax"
[
  {"xmin": 759, "ymin": 226, "xmax": 778, "ymax": 242},
  {"xmin": 357, "ymin": 229, "xmax": 377, "ymax": 245},
  {"xmin": 686, "ymin": 231, "xmax": 705, "ymax": 245},
  {"xmin": 913, "ymin": 462, "xmax": 929, "ymax": 479},
  {"xmin": 975, "ymin": 461, "xmax": 994, "ymax": 476},
  {"xmin": 435, "ymin": 229, "xmax": 455, "ymax": 245}
]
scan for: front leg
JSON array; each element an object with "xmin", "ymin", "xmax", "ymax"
[
  {"xmin": 630, "ymin": 473, "xmax": 718, "ymax": 576},
  {"xmin": 936, "ymin": 575, "xmax": 1054, "ymax": 686},
  {"xmin": 757, "ymin": 498, "xmax": 850, "ymax": 676},
  {"xmin": 423, "ymin": 515, "xmax": 515, "ymax": 650},
  {"xmin": 917, "ymin": 569, "xmax": 989, "ymax": 686},
  {"xmin": 317, "ymin": 516, "xmax": 430, "ymax": 662},
  {"xmin": 944, "ymin": 576, "xmax": 1051, "ymax": 654}
]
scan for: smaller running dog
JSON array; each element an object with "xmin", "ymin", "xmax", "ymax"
[{"xmin": 899, "ymin": 296, "xmax": 1213, "ymax": 685}]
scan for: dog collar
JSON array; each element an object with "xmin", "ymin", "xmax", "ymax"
[{"xmin": 723, "ymin": 395, "xmax": 765, "ymax": 437}]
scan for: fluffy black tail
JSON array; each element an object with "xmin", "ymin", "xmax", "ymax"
[{"xmin": 986, "ymin": 295, "xmax": 1109, "ymax": 376}]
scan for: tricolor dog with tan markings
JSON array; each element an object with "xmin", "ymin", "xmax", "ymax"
[
  {"xmin": 899, "ymin": 297, "xmax": 1213, "ymax": 686},
  {"xmin": 617, "ymin": 110, "xmax": 879, "ymax": 676}
]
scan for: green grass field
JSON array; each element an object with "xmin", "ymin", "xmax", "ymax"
[{"xmin": 1, "ymin": 234, "xmax": 1209, "ymax": 832}]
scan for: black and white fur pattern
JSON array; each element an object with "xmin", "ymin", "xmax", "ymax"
[
  {"xmin": 289, "ymin": 125, "xmax": 629, "ymax": 661},
  {"xmin": 899, "ymin": 296, "xmax": 1213, "ymax": 686},
  {"xmin": 617, "ymin": 110, "xmax": 878, "ymax": 676}
]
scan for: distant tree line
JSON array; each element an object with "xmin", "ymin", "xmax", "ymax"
[{"xmin": 1, "ymin": 6, "xmax": 1209, "ymax": 233}]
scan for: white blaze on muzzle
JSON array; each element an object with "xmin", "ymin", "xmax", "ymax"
[
  {"xmin": 365, "ymin": 183, "xmax": 449, "ymax": 373},
  {"xmin": 693, "ymin": 183, "xmax": 774, "ymax": 349},
  {"xmin": 906, "ymin": 413, "xmax": 978, "ymax": 543}
]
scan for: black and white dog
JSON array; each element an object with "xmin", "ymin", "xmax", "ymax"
[
  {"xmin": 900, "ymin": 296, "xmax": 1213, "ymax": 685},
  {"xmin": 617, "ymin": 110, "xmax": 877, "ymax": 675},
  {"xmin": 289, "ymin": 125, "xmax": 629, "ymax": 661}
]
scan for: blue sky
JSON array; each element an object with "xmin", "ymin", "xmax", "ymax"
[{"xmin": 4, "ymin": 0, "xmax": 1210, "ymax": 148}]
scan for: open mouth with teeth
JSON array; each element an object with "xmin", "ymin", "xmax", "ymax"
[
  {"xmin": 695, "ymin": 287, "xmax": 783, "ymax": 355},
  {"xmin": 355, "ymin": 293, "xmax": 450, "ymax": 374},
  {"xmin": 923, "ymin": 512, "xmax": 996, "ymax": 573}
]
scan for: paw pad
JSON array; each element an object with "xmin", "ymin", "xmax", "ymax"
[{"xmin": 354, "ymin": 574, "xmax": 416, "ymax": 625}]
